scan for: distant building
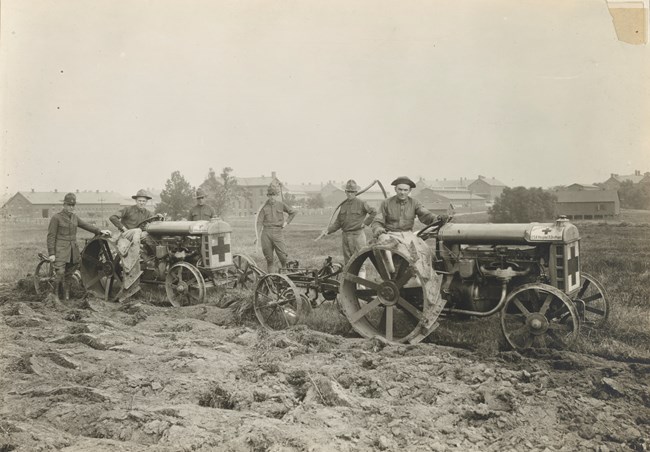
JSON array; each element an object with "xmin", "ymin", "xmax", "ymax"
[
  {"xmin": 1, "ymin": 190, "xmax": 125, "ymax": 224},
  {"xmin": 565, "ymin": 183, "xmax": 600, "ymax": 191},
  {"xmin": 467, "ymin": 175, "xmax": 506, "ymax": 202},
  {"xmin": 231, "ymin": 172, "xmax": 282, "ymax": 216},
  {"xmin": 602, "ymin": 170, "xmax": 649, "ymax": 190},
  {"xmin": 413, "ymin": 188, "xmax": 486, "ymax": 213},
  {"xmin": 554, "ymin": 190, "xmax": 620, "ymax": 220},
  {"xmin": 413, "ymin": 177, "xmax": 471, "ymax": 195}
]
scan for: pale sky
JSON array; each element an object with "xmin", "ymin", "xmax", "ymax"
[{"xmin": 1, "ymin": 0, "xmax": 649, "ymax": 197}]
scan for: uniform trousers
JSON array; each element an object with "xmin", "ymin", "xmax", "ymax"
[
  {"xmin": 261, "ymin": 227, "xmax": 288, "ymax": 272},
  {"xmin": 341, "ymin": 229, "xmax": 367, "ymax": 263}
]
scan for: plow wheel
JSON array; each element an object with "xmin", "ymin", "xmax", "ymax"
[
  {"xmin": 573, "ymin": 272, "xmax": 609, "ymax": 329},
  {"xmin": 230, "ymin": 254, "xmax": 260, "ymax": 290},
  {"xmin": 339, "ymin": 243, "xmax": 443, "ymax": 344},
  {"xmin": 501, "ymin": 283, "xmax": 580, "ymax": 351},
  {"xmin": 80, "ymin": 238, "xmax": 123, "ymax": 301},
  {"xmin": 33, "ymin": 260, "xmax": 55, "ymax": 295},
  {"xmin": 254, "ymin": 274, "xmax": 309, "ymax": 330},
  {"xmin": 165, "ymin": 262, "xmax": 206, "ymax": 307}
]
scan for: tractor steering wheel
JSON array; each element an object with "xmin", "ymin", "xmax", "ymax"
[
  {"xmin": 136, "ymin": 214, "xmax": 164, "ymax": 230},
  {"xmin": 416, "ymin": 215, "xmax": 452, "ymax": 241}
]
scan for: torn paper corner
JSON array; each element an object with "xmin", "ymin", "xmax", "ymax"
[{"xmin": 606, "ymin": 0, "xmax": 648, "ymax": 44}]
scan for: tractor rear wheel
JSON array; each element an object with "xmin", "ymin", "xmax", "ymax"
[{"xmin": 339, "ymin": 241, "xmax": 443, "ymax": 344}]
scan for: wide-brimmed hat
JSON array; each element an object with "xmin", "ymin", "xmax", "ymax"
[
  {"xmin": 194, "ymin": 188, "xmax": 207, "ymax": 199},
  {"xmin": 132, "ymin": 189, "xmax": 152, "ymax": 200},
  {"xmin": 344, "ymin": 179, "xmax": 359, "ymax": 192},
  {"xmin": 267, "ymin": 185, "xmax": 279, "ymax": 196},
  {"xmin": 63, "ymin": 193, "xmax": 76, "ymax": 205},
  {"xmin": 391, "ymin": 176, "xmax": 416, "ymax": 189}
]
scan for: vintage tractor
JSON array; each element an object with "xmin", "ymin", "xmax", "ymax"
[
  {"xmin": 80, "ymin": 217, "xmax": 251, "ymax": 305},
  {"xmin": 338, "ymin": 216, "xmax": 609, "ymax": 350}
]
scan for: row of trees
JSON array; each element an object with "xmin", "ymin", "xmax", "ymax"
[
  {"xmin": 155, "ymin": 167, "xmax": 249, "ymax": 219},
  {"xmin": 618, "ymin": 180, "xmax": 650, "ymax": 210},
  {"xmin": 488, "ymin": 187, "xmax": 556, "ymax": 223}
]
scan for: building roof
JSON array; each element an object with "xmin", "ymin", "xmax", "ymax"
[
  {"xmin": 234, "ymin": 176, "xmax": 279, "ymax": 187},
  {"xmin": 417, "ymin": 188, "xmax": 485, "ymax": 201},
  {"xmin": 284, "ymin": 183, "xmax": 323, "ymax": 193},
  {"xmin": 566, "ymin": 183, "xmax": 599, "ymax": 190},
  {"xmin": 469, "ymin": 176, "xmax": 506, "ymax": 187},
  {"xmin": 610, "ymin": 174, "xmax": 646, "ymax": 184},
  {"xmin": 417, "ymin": 178, "xmax": 471, "ymax": 189},
  {"xmin": 555, "ymin": 190, "xmax": 619, "ymax": 203},
  {"xmin": 10, "ymin": 191, "xmax": 127, "ymax": 205}
]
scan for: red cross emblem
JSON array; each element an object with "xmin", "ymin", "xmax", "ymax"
[{"xmin": 211, "ymin": 236, "xmax": 231, "ymax": 262}]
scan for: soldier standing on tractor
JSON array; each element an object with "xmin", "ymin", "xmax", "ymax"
[
  {"xmin": 188, "ymin": 188, "xmax": 216, "ymax": 221},
  {"xmin": 372, "ymin": 176, "xmax": 447, "ymax": 239},
  {"xmin": 255, "ymin": 184, "xmax": 296, "ymax": 273},
  {"xmin": 47, "ymin": 193, "xmax": 111, "ymax": 301},
  {"xmin": 320, "ymin": 179, "xmax": 377, "ymax": 263}
]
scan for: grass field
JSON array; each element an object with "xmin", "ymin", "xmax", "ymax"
[{"xmin": 2, "ymin": 209, "xmax": 649, "ymax": 359}]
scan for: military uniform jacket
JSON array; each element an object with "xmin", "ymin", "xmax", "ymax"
[
  {"xmin": 372, "ymin": 196, "xmax": 437, "ymax": 234},
  {"xmin": 257, "ymin": 201, "xmax": 296, "ymax": 228},
  {"xmin": 47, "ymin": 211, "xmax": 101, "ymax": 263},
  {"xmin": 110, "ymin": 205, "xmax": 153, "ymax": 230},
  {"xmin": 327, "ymin": 198, "xmax": 377, "ymax": 234},
  {"xmin": 188, "ymin": 204, "xmax": 216, "ymax": 221}
]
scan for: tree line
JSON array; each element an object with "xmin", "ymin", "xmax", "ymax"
[{"xmin": 155, "ymin": 167, "xmax": 249, "ymax": 220}]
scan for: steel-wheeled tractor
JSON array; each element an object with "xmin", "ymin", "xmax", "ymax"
[
  {"xmin": 80, "ymin": 217, "xmax": 252, "ymax": 306},
  {"xmin": 338, "ymin": 217, "xmax": 609, "ymax": 350}
]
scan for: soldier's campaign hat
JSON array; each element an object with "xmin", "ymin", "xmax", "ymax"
[
  {"xmin": 391, "ymin": 176, "xmax": 416, "ymax": 189},
  {"xmin": 267, "ymin": 185, "xmax": 279, "ymax": 196},
  {"xmin": 194, "ymin": 188, "xmax": 207, "ymax": 199},
  {"xmin": 63, "ymin": 193, "xmax": 76, "ymax": 205},
  {"xmin": 132, "ymin": 189, "xmax": 153, "ymax": 200},
  {"xmin": 344, "ymin": 180, "xmax": 360, "ymax": 192}
]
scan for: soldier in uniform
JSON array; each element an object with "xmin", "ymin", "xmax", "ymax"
[
  {"xmin": 321, "ymin": 179, "xmax": 377, "ymax": 263},
  {"xmin": 372, "ymin": 176, "xmax": 447, "ymax": 237},
  {"xmin": 47, "ymin": 193, "xmax": 111, "ymax": 301},
  {"xmin": 188, "ymin": 188, "xmax": 216, "ymax": 221},
  {"xmin": 255, "ymin": 185, "xmax": 296, "ymax": 273},
  {"xmin": 109, "ymin": 189, "xmax": 155, "ymax": 236}
]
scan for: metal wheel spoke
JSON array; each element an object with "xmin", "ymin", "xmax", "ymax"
[
  {"xmin": 513, "ymin": 297, "xmax": 531, "ymax": 315},
  {"xmin": 583, "ymin": 293, "xmax": 603, "ymax": 303},
  {"xmin": 397, "ymin": 297, "xmax": 423, "ymax": 321},
  {"xmin": 344, "ymin": 273, "xmax": 380, "ymax": 290},
  {"xmin": 548, "ymin": 322, "xmax": 573, "ymax": 332},
  {"xmin": 385, "ymin": 306, "xmax": 394, "ymax": 341},
  {"xmin": 370, "ymin": 250, "xmax": 391, "ymax": 281},
  {"xmin": 350, "ymin": 298, "xmax": 382, "ymax": 323},
  {"xmin": 585, "ymin": 305, "xmax": 605, "ymax": 315},
  {"xmin": 539, "ymin": 293, "xmax": 553, "ymax": 315},
  {"xmin": 578, "ymin": 279, "xmax": 591, "ymax": 298}
]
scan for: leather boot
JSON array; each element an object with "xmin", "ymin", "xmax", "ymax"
[
  {"xmin": 53, "ymin": 279, "xmax": 62, "ymax": 302},
  {"xmin": 63, "ymin": 281, "xmax": 71, "ymax": 301}
]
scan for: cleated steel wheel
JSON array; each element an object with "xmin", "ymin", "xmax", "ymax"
[
  {"xmin": 254, "ymin": 273, "xmax": 307, "ymax": 330},
  {"xmin": 165, "ymin": 262, "xmax": 206, "ymax": 307},
  {"xmin": 339, "ymin": 245, "xmax": 439, "ymax": 344},
  {"xmin": 230, "ymin": 254, "xmax": 261, "ymax": 290},
  {"xmin": 80, "ymin": 238, "xmax": 123, "ymax": 301},
  {"xmin": 573, "ymin": 272, "xmax": 609, "ymax": 329},
  {"xmin": 33, "ymin": 260, "xmax": 55, "ymax": 295},
  {"xmin": 501, "ymin": 283, "xmax": 580, "ymax": 351}
]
